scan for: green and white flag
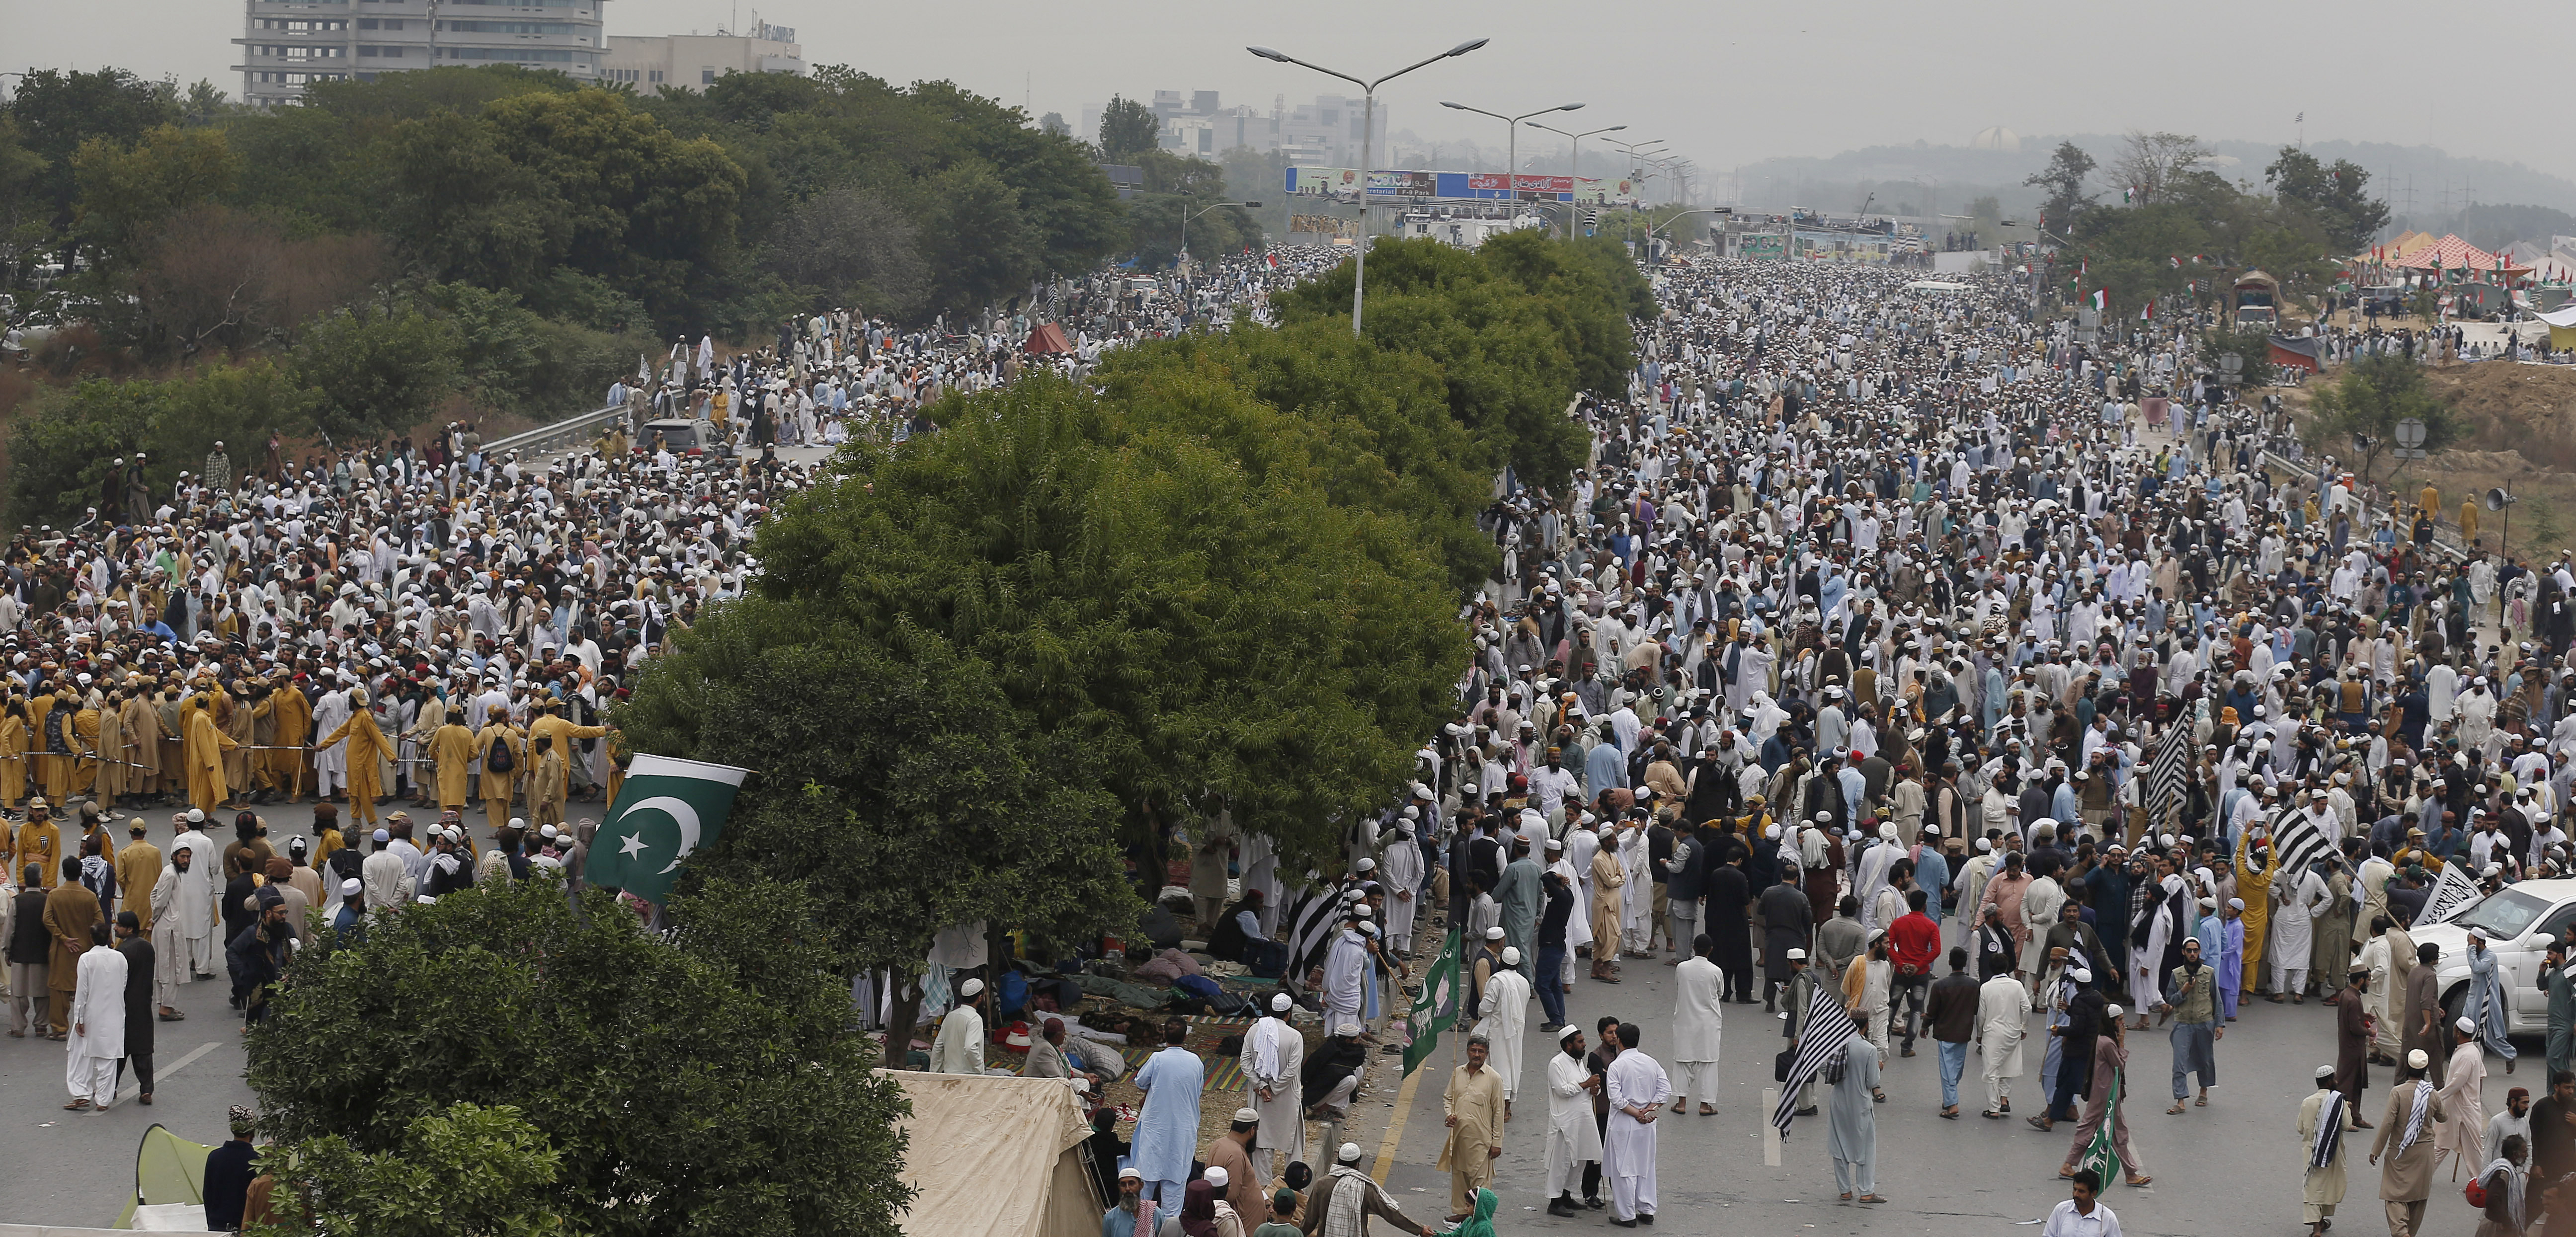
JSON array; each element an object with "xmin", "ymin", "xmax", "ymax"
[
  {"xmin": 585, "ymin": 754, "xmax": 752, "ymax": 903},
  {"xmin": 2074, "ymin": 1066, "xmax": 2125, "ymax": 1185},
  {"xmin": 1401, "ymin": 929, "xmax": 1463, "ymax": 1079}
]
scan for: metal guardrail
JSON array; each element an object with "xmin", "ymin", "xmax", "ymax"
[{"xmin": 483, "ymin": 403, "xmax": 628, "ymax": 460}]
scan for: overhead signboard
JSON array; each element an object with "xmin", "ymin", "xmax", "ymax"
[{"xmin": 1282, "ymin": 167, "xmax": 1635, "ymax": 205}]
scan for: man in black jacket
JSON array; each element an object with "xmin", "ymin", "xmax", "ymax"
[
  {"xmin": 6, "ymin": 864, "xmax": 49, "ymax": 1038},
  {"xmin": 1923, "ymin": 946, "xmax": 1982, "ymax": 1119},
  {"xmin": 1704, "ymin": 847, "xmax": 1756, "ymax": 1003},
  {"xmin": 202, "ymin": 1106, "xmax": 259, "ymax": 1232},
  {"xmin": 114, "ymin": 912, "xmax": 154, "ymax": 1105}
]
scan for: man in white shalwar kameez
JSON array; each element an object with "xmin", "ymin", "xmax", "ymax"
[
  {"xmin": 147, "ymin": 843, "xmax": 192, "ymax": 1014},
  {"xmin": 1669, "ymin": 935, "xmax": 1726, "ymax": 1114},
  {"xmin": 1382, "ymin": 826, "xmax": 1425, "ymax": 952},
  {"xmin": 1548, "ymin": 840, "xmax": 1588, "ymax": 991},
  {"xmin": 1565, "ymin": 822, "xmax": 1601, "ymax": 965},
  {"xmin": 1473, "ymin": 948, "xmax": 1534, "ymax": 1111},
  {"xmin": 1544, "ymin": 1024, "xmax": 1605, "ymax": 1217},
  {"xmin": 65, "ymin": 927, "xmax": 126, "ymax": 1112},
  {"xmin": 1601, "ymin": 1024, "xmax": 1670, "ymax": 1225},
  {"xmin": 310, "ymin": 684, "xmax": 354, "ymax": 799},
  {"xmin": 169, "ymin": 816, "xmax": 219, "ymax": 978},
  {"xmin": 2270, "ymin": 861, "xmax": 2329, "ymax": 1001},
  {"xmin": 1976, "ymin": 966, "xmax": 2031, "ymax": 1116},
  {"xmin": 930, "ymin": 978, "xmax": 986, "ymax": 1074},
  {"xmin": 1618, "ymin": 821, "xmax": 1652, "ymax": 954},
  {"xmin": 2131, "ymin": 873, "xmax": 2183, "ymax": 1014},
  {"xmin": 1239, "ymin": 993, "xmax": 1304, "ymax": 1177}
]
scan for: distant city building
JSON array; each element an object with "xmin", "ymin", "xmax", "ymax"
[
  {"xmin": 1082, "ymin": 90, "xmax": 1385, "ymax": 165},
  {"xmin": 235, "ymin": 0, "xmax": 609, "ymax": 107},
  {"xmin": 602, "ymin": 21, "xmax": 801, "ymax": 91}
]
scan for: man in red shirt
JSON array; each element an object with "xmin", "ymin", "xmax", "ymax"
[{"xmin": 1887, "ymin": 887, "xmax": 1942, "ymax": 1057}]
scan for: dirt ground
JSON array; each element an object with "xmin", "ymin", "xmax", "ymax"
[{"xmin": 2287, "ymin": 359, "xmax": 2576, "ymax": 561}]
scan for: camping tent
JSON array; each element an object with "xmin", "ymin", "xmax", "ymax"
[
  {"xmin": 1023, "ymin": 322, "xmax": 1074, "ymax": 356},
  {"xmin": 886, "ymin": 1071, "xmax": 1105, "ymax": 1237},
  {"xmin": 2268, "ymin": 334, "xmax": 2324, "ymax": 374}
]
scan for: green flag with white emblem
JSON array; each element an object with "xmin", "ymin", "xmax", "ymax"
[{"xmin": 585, "ymin": 754, "xmax": 752, "ymax": 902}]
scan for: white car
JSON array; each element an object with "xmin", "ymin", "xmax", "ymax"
[{"xmin": 2408, "ymin": 878, "xmax": 2576, "ymax": 1038}]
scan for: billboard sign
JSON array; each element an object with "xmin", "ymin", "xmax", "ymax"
[
  {"xmin": 1735, "ymin": 232, "xmax": 1787, "ymax": 259},
  {"xmin": 1282, "ymin": 167, "xmax": 1636, "ymax": 205}
]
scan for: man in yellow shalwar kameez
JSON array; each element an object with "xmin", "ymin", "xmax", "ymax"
[
  {"xmin": 268, "ymin": 677, "xmax": 312, "ymax": 803},
  {"xmin": 477, "ymin": 706, "xmax": 525, "ymax": 833},
  {"xmin": 183, "ymin": 695, "xmax": 241, "ymax": 814},
  {"xmin": 315, "ymin": 688, "xmax": 394, "ymax": 827},
  {"xmin": 430, "ymin": 715, "xmax": 475, "ymax": 812},
  {"xmin": 2236, "ymin": 829, "xmax": 2277, "ymax": 1002}
]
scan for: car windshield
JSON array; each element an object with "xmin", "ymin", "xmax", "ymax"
[{"xmin": 2449, "ymin": 888, "xmax": 2551, "ymax": 940}]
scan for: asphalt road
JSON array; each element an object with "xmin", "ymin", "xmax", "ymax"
[{"xmin": 1371, "ymin": 926, "xmax": 2531, "ymax": 1237}]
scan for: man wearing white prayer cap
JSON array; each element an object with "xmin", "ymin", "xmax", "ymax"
[
  {"xmin": 1305, "ymin": 1139, "xmax": 1434, "ymax": 1236},
  {"xmin": 1239, "ymin": 991, "xmax": 1304, "ymax": 1177},
  {"xmin": 2372, "ymin": 1047, "xmax": 2445, "ymax": 1234},
  {"xmin": 929, "ymin": 978, "xmax": 985, "ymax": 1075}
]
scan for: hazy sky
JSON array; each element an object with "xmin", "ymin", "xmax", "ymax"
[{"xmin": 9, "ymin": 0, "xmax": 2566, "ymax": 183}]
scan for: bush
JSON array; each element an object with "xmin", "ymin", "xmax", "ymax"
[
  {"xmin": 289, "ymin": 303, "xmax": 465, "ymax": 440},
  {"xmin": 6, "ymin": 359, "xmax": 318, "ymax": 526}
]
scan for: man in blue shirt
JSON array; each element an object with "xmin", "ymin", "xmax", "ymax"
[{"xmin": 202, "ymin": 1106, "xmax": 260, "ymax": 1232}]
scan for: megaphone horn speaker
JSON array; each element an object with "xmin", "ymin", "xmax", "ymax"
[{"xmin": 2487, "ymin": 488, "xmax": 2515, "ymax": 511}]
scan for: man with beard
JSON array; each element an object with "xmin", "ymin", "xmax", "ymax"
[{"xmin": 2128, "ymin": 854, "xmax": 2188, "ymax": 1028}]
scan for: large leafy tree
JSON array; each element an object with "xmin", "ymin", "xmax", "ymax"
[
  {"xmin": 615, "ymin": 604, "xmax": 1137, "ymax": 1037},
  {"xmin": 746, "ymin": 373, "xmax": 1463, "ymax": 871},
  {"xmin": 246, "ymin": 877, "xmax": 911, "ymax": 1237},
  {"xmin": 2023, "ymin": 140, "xmax": 2097, "ymax": 232},
  {"xmin": 0, "ymin": 68, "xmax": 179, "ymax": 239},
  {"xmin": 2299, "ymin": 353, "xmax": 2460, "ymax": 488},
  {"xmin": 1098, "ymin": 94, "xmax": 1159, "ymax": 162},
  {"xmin": 2264, "ymin": 146, "xmax": 2391, "ymax": 254}
]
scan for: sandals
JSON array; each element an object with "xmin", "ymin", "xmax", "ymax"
[
  {"xmin": 2027, "ymin": 1116, "xmax": 2054, "ymax": 1132},
  {"xmin": 62, "ymin": 1099, "xmax": 88, "ymax": 1111},
  {"xmin": 1857, "ymin": 1195, "xmax": 1888, "ymax": 1205},
  {"xmin": 2125, "ymin": 1175, "xmax": 2153, "ymax": 1187},
  {"xmin": 2166, "ymin": 1103, "xmax": 2186, "ymax": 1115},
  {"xmin": 2195, "ymin": 1095, "xmax": 2208, "ymax": 1107},
  {"xmin": 1982, "ymin": 1110, "xmax": 2005, "ymax": 1119},
  {"xmin": 159, "ymin": 1011, "xmax": 185, "ymax": 1021}
]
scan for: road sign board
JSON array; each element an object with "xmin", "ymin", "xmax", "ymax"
[
  {"xmin": 2394, "ymin": 417, "xmax": 2427, "ymax": 449},
  {"xmin": 2394, "ymin": 449, "xmax": 2427, "ymax": 460},
  {"xmin": 2218, "ymin": 353, "xmax": 2244, "ymax": 373}
]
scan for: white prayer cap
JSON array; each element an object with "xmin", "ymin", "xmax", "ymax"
[
  {"xmin": 1231, "ymin": 1107, "xmax": 1260, "ymax": 1124},
  {"xmin": 1401, "ymin": 806, "xmax": 1419, "ymax": 819},
  {"xmin": 2457, "ymin": 1015, "xmax": 2477, "ymax": 1034},
  {"xmin": 1815, "ymin": 812, "xmax": 1833, "ymax": 824},
  {"xmin": 1544, "ymin": 839, "xmax": 1563, "ymax": 851},
  {"xmin": 340, "ymin": 878, "xmax": 362, "ymax": 897},
  {"xmin": 508, "ymin": 817, "xmax": 526, "ymax": 831},
  {"xmin": 1558, "ymin": 1023, "xmax": 1582, "ymax": 1042},
  {"xmin": 2228, "ymin": 898, "xmax": 2245, "ymax": 910},
  {"xmin": 187, "ymin": 808, "xmax": 205, "ymax": 823},
  {"xmin": 372, "ymin": 828, "xmax": 390, "ymax": 843},
  {"xmin": 2069, "ymin": 969, "xmax": 2093, "ymax": 984},
  {"xmin": 2159, "ymin": 834, "xmax": 2176, "ymax": 848},
  {"xmin": 1975, "ymin": 838, "xmax": 1993, "ymax": 853},
  {"xmin": 1502, "ymin": 947, "xmax": 1521, "ymax": 965},
  {"xmin": 1336, "ymin": 1022, "xmax": 1363, "ymax": 1037},
  {"xmin": 1355, "ymin": 858, "xmax": 1376, "ymax": 873},
  {"xmin": 1486, "ymin": 926, "xmax": 1506, "ymax": 940},
  {"xmin": 959, "ymin": 979, "xmax": 984, "ymax": 998},
  {"xmin": 2103, "ymin": 1004, "xmax": 2124, "ymax": 1019},
  {"xmin": 1766, "ymin": 825, "xmax": 1783, "ymax": 840},
  {"xmin": 1119, "ymin": 1166, "xmax": 1143, "ymax": 1181},
  {"xmin": 1359, "ymin": 923, "xmax": 1379, "ymax": 937},
  {"xmin": 1786, "ymin": 948, "xmax": 1808, "ymax": 960},
  {"xmin": 2409, "ymin": 1050, "xmax": 2430, "ymax": 1069},
  {"xmin": 2316, "ymin": 1065, "xmax": 2339, "ymax": 1081},
  {"xmin": 2198, "ymin": 897, "xmax": 2216, "ymax": 911},
  {"xmin": 1338, "ymin": 1142, "xmax": 1364, "ymax": 1163},
  {"xmin": 1462, "ymin": 783, "xmax": 1479, "ymax": 796},
  {"xmin": 1203, "ymin": 1166, "xmax": 1229, "ymax": 1187},
  {"xmin": 1272, "ymin": 993, "xmax": 1293, "ymax": 1012}
]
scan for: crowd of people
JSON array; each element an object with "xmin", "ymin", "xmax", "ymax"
[{"xmin": 1088, "ymin": 245, "xmax": 2576, "ymax": 1237}]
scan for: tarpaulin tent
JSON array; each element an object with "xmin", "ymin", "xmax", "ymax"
[
  {"xmin": 886, "ymin": 1071, "xmax": 1104, "ymax": 1237},
  {"xmin": 2268, "ymin": 334, "xmax": 2324, "ymax": 373},
  {"xmin": 2539, "ymin": 305, "xmax": 2576, "ymax": 352},
  {"xmin": 1022, "ymin": 322, "xmax": 1074, "ymax": 356},
  {"xmin": 111, "ymin": 1124, "xmax": 216, "ymax": 1231}
]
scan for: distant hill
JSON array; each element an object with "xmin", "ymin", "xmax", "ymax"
[{"xmin": 1726, "ymin": 134, "xmax": 2576, "ymax": 239}]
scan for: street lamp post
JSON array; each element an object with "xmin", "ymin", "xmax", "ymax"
[
  {"xmin": 1249, "ymin": 38, "xmax": 1490, "ymax": 337},
  {"xmin": 1439, "ymin": 99, "xmax": 1582, "ymax": 225},
  {"xmin": 1180, "ymin": 200, "xmax": 1264, "ymax": 268},
  {"xmin": 1527, "ymin": 120, "xmax": 1625, "ymax": 237}
]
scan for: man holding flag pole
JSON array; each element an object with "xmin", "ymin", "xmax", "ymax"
[{"xmin": 2058, "ymin": 1005, "xmax": 2151, "ymax": 1187}]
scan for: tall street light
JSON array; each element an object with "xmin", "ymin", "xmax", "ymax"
[
  {"xmin": 1249, "ymin": 38, "xmax": 1490, "ymax": 336},
  {"xmin": 1526, "ymin": 120, "xmax": 1624, "ymax": 236},
  {"xmin": 1439, "ymin": 99, "xmax": 1582, "ymax": 223}
]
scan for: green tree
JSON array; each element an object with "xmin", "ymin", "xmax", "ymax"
[
  {"xmin": 291, "ymin": 304, "xmax": 466, "ymax": 439},
  {"xmin": 247, "ymin": 1102, "xmax": 569, "ymax": 1237},
  {"xmin": 246, "ymin": 877, "xmax": 911, "ymax": 1237},
  {"xmin": 2264, "ymin": 146, "xmax": 2390, "ymax": 254},
  {"xmin": 5, "ymin": 360, "xmax": 319, "ymax": 526},
  {"xmin": 0, "ymin": 67, "xmax": 180, "ymax": 238},
  {"xmin": 2023, "ymin": 140, "xmax": 2096, "ymax": 232},
  {"xmin": 2298, "ymin": 353, "xmax": 2459, "ymax": 489},
  {"xmin": 69, "ymin": 124, "xmax": 242, "ymax": 262},
  {"xmin": 1098, "ymin": 94, "xmax": 1158, "ymax": 162},
  {"xmin": 763, "ymin": 184, "xmax": 929, "ymax": 317},
  {"xmin": 615, "ymin": 605, "xmax": 1136, "ymax": 1039},
  {"xmin": 746, "ymin": 373, "xmax": 1464, "ymax": 870},
  {"xmin": 916, "ymin": 160, "xmax": 1037, "ymax": 316}
]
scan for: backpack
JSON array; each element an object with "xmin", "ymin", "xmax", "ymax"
[{"xmin": 486, "ymin": 737, "xmax": 516, "ymax": 774}]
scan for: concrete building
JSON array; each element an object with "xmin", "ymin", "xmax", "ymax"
[
  {"xmin": 1080, "ymin": 90, "xmax": 1384, "ymax": 166},
  {"xmin": 602, "ymin": 21, "xmax": 802, "ymax": 91},
  {"xmin": 236, "ymin": 0, "xmax": 609, "ymax": 107}
]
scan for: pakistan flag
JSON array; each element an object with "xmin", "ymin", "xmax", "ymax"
[{"xmin": 586, "ymin": 754, "xmax": 753, "ymax": 902}]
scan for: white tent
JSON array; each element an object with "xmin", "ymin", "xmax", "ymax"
[{"xmin": 886, "ymin": 1071, "xmax": 1106, "ymax": 1237}]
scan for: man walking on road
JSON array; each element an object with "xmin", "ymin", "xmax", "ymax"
[
  {"xmin": 2369, "ymin": 1049, "xmax": 2444, "ymax": 1237},
  {"xmin": 1828, "ymin": 1011, "xmax": 1886, "ymax": 1204},
  {"xmin": 1543, "ymin": 1024, "xmax": 1604, "ymax": 1218},
  {"xmin": 1924, "ymin": 945, "xmax": 1980, "ymax": 1118},
  {"xmin": 1439, "ymin": 1035, "xmax": 1505, "ymax": 1223},
  {"xmin": 2160, "ymin": 937, "xmax": 2221, "ymax": 1111}
]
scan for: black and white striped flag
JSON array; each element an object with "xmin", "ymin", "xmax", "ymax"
[
  {"xmin": 2146, "ymin": 719, "xmax": 2194, "ymax": 835},
  {"xmin": 1771, "ymin": 981, "xmax": 1860, "ymax": 1136},
  {"xmin": 2266, "ymin": 805, "xmax": 2334, "ymax": 879}
]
